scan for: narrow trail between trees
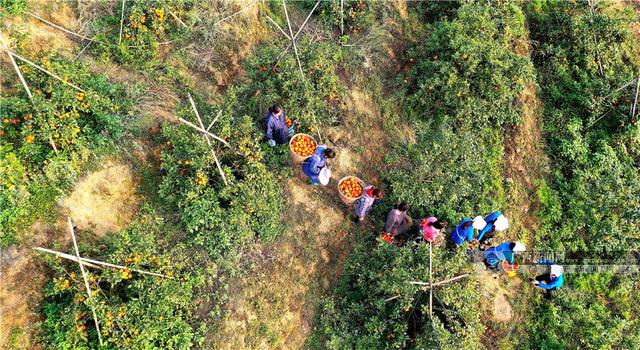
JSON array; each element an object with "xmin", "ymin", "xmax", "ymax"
[{"xmin": 478, "ymin": 35, "xmax": 548, "ymax": 346}]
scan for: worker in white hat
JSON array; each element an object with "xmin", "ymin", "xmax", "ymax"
[
  {"xmin": 483, "ymin": 241, "xmax": 525, "ymax": 270},
  {"xmin": 476, "ymin": 211, "xmax": 509, "ymax": 248},
  {"xmin": 531, "ymin": 264, "xmax": 565, "ymax": 299}
]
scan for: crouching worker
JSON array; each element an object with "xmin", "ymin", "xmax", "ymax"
[
  {"xmin": 384, "ymin": 202, "xmax": 413, "ymax": 238},
  {"xmin": 451, "ymin": 218, "xmax": 474, "ymax": 246},
  {"xmin": 419, "ymin": 217, "xmax": 447, "ymax": 243},
  {"xmin": 302, "ymin": 145, "xmax": 335, "ymax": 185},
  {"xmin": 483, "ymin": 241, "xmax": 525, "ymax": 270},
  {"xmin": 354, "ymin": 185, "xmax": 383, "ymax": 222},
  {"xmin": 266, "ymin": 104, "xmax": 291, "ymax": 146},
  {"xmin": 476, "ymin": 211, "xmax": 509, "ymax": 247},
  {"xmin": 531, "ymin": 264, "xmax": 564, "ymax": 299}
]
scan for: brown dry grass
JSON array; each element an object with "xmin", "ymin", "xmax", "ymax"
[{"xmin": 61, "ymin": 160, "xmax": 141, "ymax": 236}]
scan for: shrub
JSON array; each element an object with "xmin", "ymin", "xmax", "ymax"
[
  {"xmin": 40, "ymin": 209, "xmax": 204, "ymax": 349},
  {"xmin": 158, "ymin": 98, "xmax": 286, "ymax": 259},
  {"xmin": 311, "ymin": 241, "xmax": 482, "ymax": 349},
  {"xmin": 0, "ymin": 56, "xmax": 128, "ymax": 246}
]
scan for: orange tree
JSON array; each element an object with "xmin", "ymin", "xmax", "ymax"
[
  {"xmin": 40, "ymin": 208, "xmax": 204, "ymax": 349},
  {"xmin": 524, "ymin": 1, "xmax": 640, "ymax": 348},
  {"xmin": 158, "ymin": 94, "xmax": 286, "ymax": 260},
  {"xmin": 87, "ymin": 0, "xmax": 192, "ymax": 69},
  {"xmin": 0, "ymin": 56, "xmax": 128, "ymax": 246}
]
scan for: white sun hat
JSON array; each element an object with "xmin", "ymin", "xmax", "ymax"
[
  {"xmin": 494, "ymin": 215, "xmax": 509, "ymax": 232},
  {"xmin": 472, "ymin": 216, "xmax": 487, "ymax": 230},
  {"xmin": 319, "ymin": 167, "xmax": 332, "ymax": 186},
  {"xmin": 512, "ymin": 241, "xmax": 526, "ymax": 252},
  {"xmin": 550, "ymin": 264, "xmax": 564, "ymax": 276}
]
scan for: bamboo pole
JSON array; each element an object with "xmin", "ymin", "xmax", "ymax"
[
  {"xmin": 34, "ymin": 247, "xmax": 172, "ymax": 278},
  {"xmin": 282, "ymin": 0, "xmax": 304, "ymax": 79},
  {"xmin": 0, "ymin": 32, "xmax": 32, "ymax": 100},
  {"xmin": 169, "ymin": 10, "xmax": 188, "ymax": 28},
  {"xmin": 22, "ymin": 11, "xmax": 92, "ymax": 42},
  {"xmin": 212, "ymin": 0, "xmax": 259, "ymax": 27},
  {"xmin": 118, "ymin": 0, "xmax": 126, "ymax": 45},
  {"xmin": 407, "ymin": 273, "xmax": 471, "ymax": 288},
  {"xmin": 429, "ymin": 242, "xmax": 433, "ymax": 317},
  {"xmin": 206, "ymin": 110, "xmax": 223, "ymax": 132},
  {"xmin": 187, "ymin": 93, "xmax": 228, "ymax": 186},
  {"xmin": 175, "ymin": 116, "xmax": 229, "ymax": 146},
  {"xmin": 68, "ymin": 218, "xmax": 103, "ymax": 346},
  {"xmin": 631, "ymin": 76, "xmax": 639, "ymax": 119},
  {"xmin": 266, "ymin": 15, "xmax": 291, "ymax": 40},
  {"xmin": 9, "ymin": 51, "xmax": 86, "ymax": 93},
  {"xmin": 340, "ymin": 0, "xmax": 344, "ymax": 36}
]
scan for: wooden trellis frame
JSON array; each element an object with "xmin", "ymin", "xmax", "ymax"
[
  {"xmin": 385, "ymin": 243, "xmax": 470, "ymax": 318},
  {"xmin": 34, "ymin": 217, "xmax": 172, "ymax": 345},
  {"xmin": 175, "ymin": 93, "xmax": 229, "ymax": 186}
]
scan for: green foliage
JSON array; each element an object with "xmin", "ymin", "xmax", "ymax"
[
  {"xmin": 40, "ymin": 208, "xmax": 204, "ymax": 349},
  {"xmin": 158, "ymin": 98, "xmax": 285, "ymax": 259},
  {"xmin": 527, "ymin": 0, "xmax": 640, "ymax": 252},
  {"xmin": 240, "ymin": 39, "xmax": 346, "ymax": 130},
  {"xmin": 311, "ymin": 242, "xmax": 482, "ymax": 349},
  {"xmin": 0, "ymin": 57, "xmax": 128, "ymax": 246},
  {"xmin": 525, "ymin": 273, "xmax": 640, "ymax": 350},
  {"xmin": 406, "ymin": 2, "xmax": 534, "ymax": 127},
  {"xmin": 0, "ymin": 0, "xmax": 26, "ymax": 20},
  {"xmin": 88, "ymin": 0, "xmax": 191, "ymax": 69}
]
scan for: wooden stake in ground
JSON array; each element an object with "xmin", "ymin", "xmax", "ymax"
[
  {"xmin": 0, "ymin": 32, "xmax": 33, "ymax": 100},
  {"xmin": 22, "ymin": 11, "xmax": 93, "ymax": 42},
  {"xmin": 429, "ymin": 242, "xmax": 433, "ymax": 317},
  {"xmin": 8, "ymin": 50, "xmax": 86, "ymax": 93},
  {"xmin": 68, "ymin": 217, "xmax": 103, "ymax": 346},
  {"xmin": 282, "ymin": 0, "xmax": 304, "ymax": 79},
  {"xmin": 34, "ymin": 247, "xmax": 172, "ymax": 278},
  {"xmin": 118, "ymin": 0, "xmax": 126, "ymax": 45},
  {"xmin": 176, "ymin": 93, "xmax": 229, "ymax": 186}
]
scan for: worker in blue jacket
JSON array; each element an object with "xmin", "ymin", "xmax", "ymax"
[
  {"xmin": 477, "ymin": 211, "xmax": 509, "ymax": 247},
  {"xmin": 266, "ymin": 104, "xmax": 291, "ymax": 146},
  {"xmin": 531, "ymin": 264, "xmax": 565, "ymax": 299},
  {"xmin": 483, "ymin": 241, "xmax": 525, "ymax": 270},
  {"xmin": 451, "ymin": 218, "xmax": 475, "ymax": 246},
  {"xmin": 302, "ymin": 145, "xmax": 335, "ymax": 185}
]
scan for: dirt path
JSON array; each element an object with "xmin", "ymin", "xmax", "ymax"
[{"xmin": 478, "ymin": 73, "xmax": 548, "ymax": 348}]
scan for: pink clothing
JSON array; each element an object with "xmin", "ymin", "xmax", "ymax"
[{"xmin": 420, "ymin": 217, "xmax": 440, "ymax": 242}]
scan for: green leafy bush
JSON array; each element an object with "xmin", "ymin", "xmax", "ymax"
[
  {"xmin": 311, "ymin": 241, "xmax": 482, "ymax": 349},
  {"xmin": 527, "ymin": 0, "xmax": 640, "ymax": 252},
  {"xmin": 0, "ymin": 57, "xmax": 128, "ymax": 246},
  {"xmin": 158, "ymin": 98, "xmax": 285, "ymax": 259},
  {"xmin": 40, "ymin": 209, "xmax": 204, "ymax": 349}
]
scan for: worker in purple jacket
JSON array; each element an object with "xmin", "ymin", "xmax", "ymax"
[{"xmin": 266, "ymin": 104, "xmax": 291, "ymax": 146}]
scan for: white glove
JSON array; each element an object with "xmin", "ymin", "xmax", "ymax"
[{"xmin": 268, "ymin": 139, "xmax": 276, "ymax": 147}]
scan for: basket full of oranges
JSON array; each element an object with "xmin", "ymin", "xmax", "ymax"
[
  {"xmin": 501, "ymin": 260, "xmax": 519, "ymax": 278},
  {"xmin": 337, "ymin": 176, "xmax": 364, "ymax": 204},
  {"xmin": 289, "ymin": 133, "xmax": 317, "ymax": 163}
]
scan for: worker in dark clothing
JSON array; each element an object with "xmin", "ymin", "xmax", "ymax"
[{"xmin": 266, "ymin": 104, "xmax": 291, "ymax": 146}]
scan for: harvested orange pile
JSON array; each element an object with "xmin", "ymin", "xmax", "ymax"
[
  {"xmin": 339, "ymin": 177, "xmax": 363, "ymax": 198},
  {"xmin": 379, "ymin": 233, "xmax": 393, "ymax": 244},
  {"xmin": 291, "ymin": 134, "xmax": 316, "ymax": 157}
]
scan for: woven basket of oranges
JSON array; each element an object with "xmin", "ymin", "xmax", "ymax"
[
  {"xmin": 289, "ymin": 133, "xmax": 317, "ymax": 163},
  {"xmin": 337, "ymin": 176, "xmax": 364, "ymax": 204},
  {"xmin": 501, "ymin": 260, "xmax": 519, "ymax": 278}
]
